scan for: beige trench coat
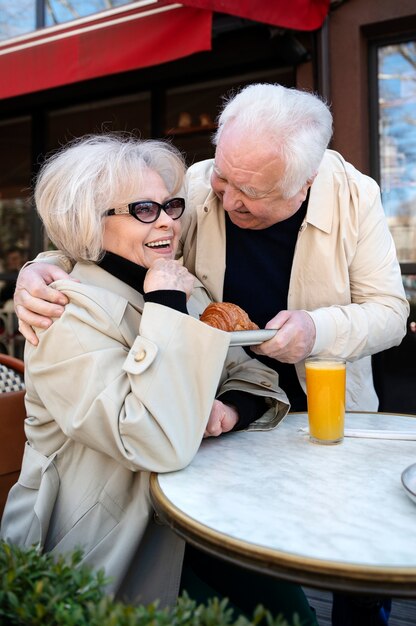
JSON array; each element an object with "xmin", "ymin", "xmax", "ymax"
[
  {"xmin": 1, "ymin": 262, "xmax": 289, "ymax": 607},
  {"xmin": 181, "ymin": 150, "xmax": 409, "ymax": 411}
]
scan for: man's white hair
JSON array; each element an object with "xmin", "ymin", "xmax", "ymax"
[{"xmin": 213, "ymin": 83, "xmax": 333, "ymax": 199}]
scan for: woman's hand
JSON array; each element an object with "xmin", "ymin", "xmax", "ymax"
[
  {"xmin": 204, "ymin": 399, "xmax": 239, "ymax": 438},
  {"xmin": 144, "ymin": 259, "xmax": 195, "ymax": 300},
  {"xmin": 14, "ymin": 263, "xmax": 72, "ymax": 345}
]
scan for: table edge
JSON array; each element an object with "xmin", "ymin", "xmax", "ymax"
[{"xmin": 150, "ymin": 470, "xmax": 416, "ymax": 597}]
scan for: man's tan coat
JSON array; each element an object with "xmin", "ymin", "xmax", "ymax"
[{"xmin": 181, "ymin": 150, "xmax": 409, "ymax": 411}]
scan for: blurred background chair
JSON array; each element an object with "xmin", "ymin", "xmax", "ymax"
[
  {"xmin": 0, "ymin": 353, "xmax": 26, "ymax": 518},
  {"xmin": 0, "ymin": 305, "xmax": 24, "ymax": 359}
]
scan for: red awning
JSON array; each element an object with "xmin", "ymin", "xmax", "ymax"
[
  {"xmin": 180, "ymin": 0, "xmax": 330, "ymax": 31},
  {"xmin": 0, "ymin": 2, "xmax": 212, "ymax": 100},
  {"xmin": 0, "ymin": 0, "xmax": 329, "ymax": 100}
]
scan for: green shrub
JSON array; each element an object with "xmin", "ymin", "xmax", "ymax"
[{"xmin": 0, "ymin": 541, "xmax": 302, "ymax": 626}]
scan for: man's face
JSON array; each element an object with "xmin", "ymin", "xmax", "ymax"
[{"xmin": 211, "ymin": 122, "xmax": 309, "ymax": 230}]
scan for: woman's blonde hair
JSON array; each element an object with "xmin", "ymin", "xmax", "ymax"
[{"xmin": 35, "ymin": 133, "xmax": 186, "ymax": 262}]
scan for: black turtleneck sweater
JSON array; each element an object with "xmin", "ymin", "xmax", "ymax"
[
  {"xmin": 223, "ymin": 196, "xmax": 309, "ymax": 412},
  {"xmin": 97, "ymin": 251, "xmax": 266, "ymax": 430}
]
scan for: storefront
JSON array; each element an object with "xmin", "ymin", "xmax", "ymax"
[
  {"xmin": 0, "ymin": 0, "xmax": 331, "ymax": 255},
  {"xmin": 0, "ymin": 0, "xmax": 415, "ymax": 410}
]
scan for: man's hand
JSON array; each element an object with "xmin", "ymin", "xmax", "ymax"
[
  {"xmin": 14, "ymin": 263, "xmax": 72, "ymax": 345},
  {"xmin": 251, "ymin": 310, "xmax": 316, "ymax": 363},
  {"xmin": 203, "ymin": 399, "xmax": 239, "ymax": 438}
]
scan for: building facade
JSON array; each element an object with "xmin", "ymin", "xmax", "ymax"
[{"xmin": 0, "ymin": 0, "xmax": 415, "ymax": 410}]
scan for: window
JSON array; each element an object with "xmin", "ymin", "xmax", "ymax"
[
  {"xmin": 372, "ymin": 39, "xmax": 416, "ymax": 264},
  {"xmin": 45, "ymin": 0, "xmax": 135, "ymax": 27},
  {"xmin": 0, "ymin": 1, "xmax": 36, "ymax": 40},
  {"xmin": 0, "ymin": 0, "xmax": 136, "ymax": 40},
  {"xmin": 369, "ymin": 35, "xmax": 416, "ymax": 414},
  {"xmin": 0, "ymin": 117, "xmax": 32, "ymax": 291},
  {"xmin": 165, "ymin": 68, "xmax": 294, "ymax": 166},
  {"xmin": 47, "ymin": 92, "xmax": 151, "ymax": 150}
]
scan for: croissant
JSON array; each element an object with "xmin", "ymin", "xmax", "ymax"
[{"xmin": 200, "ymin": 302, "xmax": 259, "ymax": 332}]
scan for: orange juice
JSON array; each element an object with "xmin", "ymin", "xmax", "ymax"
[{"xmin": 305, "ymin": 359, "xmax": 346, "ymax": 444}]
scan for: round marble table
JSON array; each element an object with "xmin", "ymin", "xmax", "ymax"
[{"xmin": 150, "ymin": 412, "xmax": 416, "ymax": 597}]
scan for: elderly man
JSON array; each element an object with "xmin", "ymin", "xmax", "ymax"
[
  {"xmin": 14, "ymin": 83, "xmax": 408, "ymax": 626},
  {"xmin": 179, "ymin": 85, "xmax": 408, "ymax": 625},
  {"xmin": 180, "ymin": 84, "xmax": 408, "ymax": 414}
]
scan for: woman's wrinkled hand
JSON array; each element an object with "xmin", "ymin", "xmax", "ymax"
[
  {"xmin": 14, "ymin": 263, "xmax": 73, "ymax": 345},
  {"xmin": 203, "ymin": 399, "xmax": 239, "ymax": 438},
  {"xmin": 144, "ymin": 259, "xmax": 195, "ymax": 301}
]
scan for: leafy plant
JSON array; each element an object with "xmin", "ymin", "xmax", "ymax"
[{"xmin": 0, "ymin": 540, "xmax": 302, "ymax": 626}]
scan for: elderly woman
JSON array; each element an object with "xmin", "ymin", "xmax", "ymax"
[{"xmin": 1, "ymin": 134, "xmax": 317, "ymax": 624}]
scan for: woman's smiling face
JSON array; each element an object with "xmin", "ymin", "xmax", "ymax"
[{"xmin": 102, "ymin": 169, "xmax": 182, "ymax": 268}]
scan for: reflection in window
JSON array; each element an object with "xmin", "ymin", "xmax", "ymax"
[
  {"xmin": 0, "ymin": 0, "xmax": 136, "ymax": 40},
  {"xmin": 0, "ymin": 1, "xmax": 36, "ymax": 40},
  {"xmin": 47, "ymin": 92, "xmax": 151, "ymax": 150},
  {"xmin": 165, "ymin": 68, "xmax": 292, "ymax": 166},
  {"xmin": 378, "ymin": 41, "xmax": 416, "ymax": 262},
  {"xmin": 45, "ymin": 0, "xmax": 134, "ymax": 26},
  {"xmin": 0, "ymin": 117, "xmax": 32, "ymax": 285},
  {"xmin": 0, "ymin": 198, "xmax": 31, "ymax": 293}
]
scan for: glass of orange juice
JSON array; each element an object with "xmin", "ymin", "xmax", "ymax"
[{"xmin": 305, "ymin": 357, "xmax": 346, "ymax": 445}]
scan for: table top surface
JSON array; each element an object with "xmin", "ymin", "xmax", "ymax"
[{"xmin": 150, "ymin": 412, "xmax": 416, "ymax": 596}]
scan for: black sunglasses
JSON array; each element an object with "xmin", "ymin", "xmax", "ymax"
[{"xmin": 106, "ymin": 197, "xmax": 185, "ymax": 224}]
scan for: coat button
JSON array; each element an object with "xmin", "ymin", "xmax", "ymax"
[
  {"xmin": 204, "ymin": 206, "xmax": 209, "ymax": 213},
  {"xmin": 134, "ymin": 349, "xmax": 146, "ymax": 362}
]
